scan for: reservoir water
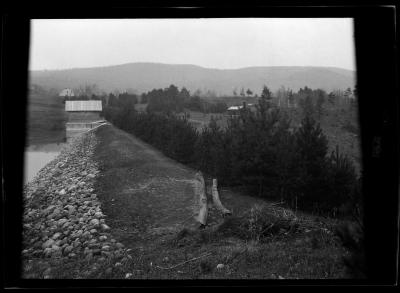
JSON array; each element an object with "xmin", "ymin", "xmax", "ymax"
[{"xmin": 24, "ymin": 143, "xmax": 65, "ymax": 184}]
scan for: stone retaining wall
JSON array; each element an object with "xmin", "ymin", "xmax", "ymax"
[{"xmin": 22, "ymin": 130, "xmax": 130, "ymax": 278}]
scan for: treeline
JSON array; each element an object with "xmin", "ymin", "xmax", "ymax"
[
  {"xmin": 143, "ymin": 85, "xmax": 227, "ymax": 114},
  {"xmin": 65, "ymin": 84, "xmax": 228, "ymax": 114},
  {"xmin": 274, "ymin": 85, "xmax": 357, "ymax": 118},
  {"xmin": 104, "ymin": 85, "xmax": 360, "ymax": 217}
]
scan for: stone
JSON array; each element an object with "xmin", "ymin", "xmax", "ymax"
[
  {"xmin": 101, "ymin": 251, "xmax": 111, "ymax": 257},
  {"xmin": 51, "ymin": 244, "xmax": 60, "ymax": 251},
  {"xmin": 63, "ymin": 245, "xmax": 73, "ymax": 255},
  {"xmin": 59, "ymin": 189, "xmax": 66, "ymax": 196},
  {"xmin": 34, "ymin": 241, "xmax": 43, "ymax": 249},
  {"xmin": 44, "ymin": 248, "xmax": 52, "ymax": 257},
  {"xmin": 90, "ymin": 229, "xmax": 97, "ymax": 234},
  {"xmin": 94, "ymin": 212, "xmax": 103, "ymax": 218},
  {"xmin": 42, "ymin": 239, "xmax": 55, "ymax": 249},
  {"xmin": 102, "ymin": 245, "xmax": 110, "ymax": 251},
  {"xmin": 101, "ymin": 224, "xmax": 110, "ymax": 231},
  {"xmin": 216, "ymin": 264, "xmax": 225, "ymax": 270},
  {"xmin": 60, "ymin": 238, "xmax": 67, "ymax": 245},
  {"xmin": 65, "ymin": 205, "xmax": 76, "ymax": 213},
  {"xmin": 90, "ymin": 219, "xmax": 100, "ymax": 226},
  {"xmin": 58, "ymin": 218, "xmax": 68, "ymax": 226},
  {"xmin": 52, "ymin": 232, "xmax": 61, "ymax": 240},
  {"xmin": 116, "ymin": 242, "xmax": 124, "ymax": 249},
  {"xmin": 68, "ymin": 185, "xmax": 77, "ymax": 192},
  {"xmin": 85, "ymin": 253, "xmax": 93, "ymax": 261},
  {"xmin": 99, "ymin": 235, "xmax": 107, "ymax": 241}
]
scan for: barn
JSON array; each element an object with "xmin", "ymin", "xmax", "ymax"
[{"xmin": 65, "ymin": 100, "xmax": 104, "ymax": 141}]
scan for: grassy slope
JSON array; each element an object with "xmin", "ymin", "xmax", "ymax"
[
  {"xmin": 90, "ymin": 125, "xmax": 349, "ymax": 279},
  {"xmin": 26, "ymin": 92, "xmax": 67, "ymax": 146}
]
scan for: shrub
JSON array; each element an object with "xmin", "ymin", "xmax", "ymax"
[{"xmin": 216, "ymin": 204, "xmax": 299, "ymax": 242}]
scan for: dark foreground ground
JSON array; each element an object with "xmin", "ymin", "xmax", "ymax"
[{"xmin": 89, "ymin": 124, "xmax": 349, "ymax": 279}]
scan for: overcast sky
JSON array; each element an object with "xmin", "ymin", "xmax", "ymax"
[{"xmin": 29, "ymin": 18, "xmax": 355, "ymax": 71}]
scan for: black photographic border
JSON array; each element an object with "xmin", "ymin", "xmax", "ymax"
[{"xmin": 2, "ymin": 1, "xmax": 398, "ymax": 288}]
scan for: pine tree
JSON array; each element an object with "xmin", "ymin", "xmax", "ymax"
[{"xmin": 295, "ymin": 115, "xmax": 329, "ymax": 211}]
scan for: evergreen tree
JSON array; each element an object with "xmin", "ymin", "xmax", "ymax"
[
  {"xmin": 328, "ymin": 92, "xmax": 336, "ymax": 106},
  {"xmin": 316, "ymin": 90, "xmax": 325, "ymax": 118},
  {"xmin": 107, "ymin": 93, "xmax": 117, "ymax": 107},
  {"xmin": 326, "ymin": 145, "xmax": 358, "ymax": 212},
  {"xmin": 240, "ymin": 87, "xmax": 245, "ymax": 97},
  {"xmin": 295, "ymin": 115, "xmax": 329, "ymax": 211},
  {"xmin": 299, "ymin": 95, "xmax": 315, "ymax": 119}
]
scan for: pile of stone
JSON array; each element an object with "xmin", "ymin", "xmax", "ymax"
[{"xmin": 22, "ymin": 132, "xmax": 127, "ymax": 266}]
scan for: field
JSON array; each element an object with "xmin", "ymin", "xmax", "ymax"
[{"xmin": 26, "ymin": 92, "xmax": 67, "ymax": 146}]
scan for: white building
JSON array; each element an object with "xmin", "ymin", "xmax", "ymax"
[
  {"xmin": 59, "ymin": 88, "xmax": 75, "ymax": 97},
  {"xmin": 65, "ymin": 100, "xmax": 105, "ymax": 141}
]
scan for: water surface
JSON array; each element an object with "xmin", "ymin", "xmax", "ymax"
[{"xmin": 24, "ymin": 143, "xmax": 65, "ymax": 184}]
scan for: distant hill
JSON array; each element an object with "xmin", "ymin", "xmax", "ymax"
[{"xmin": 30, "ymin": 62, "xmax": 355, "ymax": 96}]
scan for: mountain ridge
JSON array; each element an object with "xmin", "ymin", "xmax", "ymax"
[{"xmin": 30, "ymin": 62, "xmax": 356, "ymax": 95}]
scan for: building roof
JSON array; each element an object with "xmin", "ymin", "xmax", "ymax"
[
  {"xmin": 227, "ymin": 105, "xmax": 243, "ymax": 111},
  {"xmin": 65, "ymin": 100, "xmax": 102, "ymax": 112}
]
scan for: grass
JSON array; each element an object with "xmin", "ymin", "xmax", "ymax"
[{"xmin": 90, "ymin": 125, "xmax": 351, "ymax": 279}]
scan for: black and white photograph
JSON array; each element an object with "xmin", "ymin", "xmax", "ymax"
[
  {"xmin": 2, "ymin": 6, "xmax": 397, "ymax": 285},
  {"xmin": 19, "ymin": 17, "xmax": 368, "ymax": 280}
]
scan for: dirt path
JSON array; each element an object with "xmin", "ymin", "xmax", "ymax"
[{"xmin": 93, "ymin": 125, "xmax": 201, "ymax": 248}]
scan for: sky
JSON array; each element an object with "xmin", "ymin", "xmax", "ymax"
[{"xmin": 29, "ymin": 18, "xmax": 355, "ymax": 71}]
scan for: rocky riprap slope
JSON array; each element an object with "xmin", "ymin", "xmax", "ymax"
[{"xmin": 22, "ymin": 131, "xmax": 131, "ymax": 279}]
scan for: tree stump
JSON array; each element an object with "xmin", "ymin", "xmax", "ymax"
[
  {"xmin": 195, "ymin": 171, "xmax": 208, "ymax": 226},
  {"xmin": 211, "ymin": 179, "xmax": 232, "ymax": 217}
]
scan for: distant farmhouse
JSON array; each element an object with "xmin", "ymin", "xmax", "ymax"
[
  {"xmin": 65, "ymin": 100, "xmax": 104, "ymax": 141},
  {"xmin": 59, "ymin": 88, "xmax": 75, "ymax": 97},
  {"xmin": 227, "ymin": 102, "xmax": 256, "ymax": 116}
]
